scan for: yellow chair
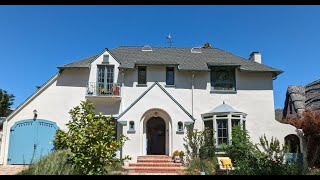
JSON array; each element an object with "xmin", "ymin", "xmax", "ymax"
[{"xmin": 217, "ymin": 157, "xmax": 235, "ymax": 174}]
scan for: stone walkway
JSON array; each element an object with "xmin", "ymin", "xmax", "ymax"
[{"xmin": 0, "ymin": 165, "xmax": 29, "ymax": 175}]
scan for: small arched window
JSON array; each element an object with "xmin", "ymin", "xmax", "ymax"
[
  {"xmin": 129, "ymin": 121, "xmax": 135, "ymax": 131},
  {"xmin": 178, "ymin": 122, "xmax": 183, "ymax": 131}
]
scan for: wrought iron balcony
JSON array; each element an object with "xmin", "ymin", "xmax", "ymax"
[{"xmin": 86, "ymin": 82, "xmax": 121, "ymax": 96}]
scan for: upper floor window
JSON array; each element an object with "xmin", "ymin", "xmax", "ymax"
[
  {"xmin": 102, "ymin": 55, "xmax": 109, "ymax": 63},
  {"xmin": 211, "ymin": 67, "xmax": 236, "ymax": 92},
  {"xmin": 166, "ymin": 67, "xmax": 175, "ymax": 85},
  {"xmin": 138, "ymin": 66, "xmax": 147, "ymax": 85},
  {"xmin": 96, "ymin": 65, "xmax": 114, "ymax": 95}
]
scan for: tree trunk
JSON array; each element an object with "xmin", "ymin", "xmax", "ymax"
[{"xmin": 309, "ymin": 145, "xmax": 320, "ymax": 167}]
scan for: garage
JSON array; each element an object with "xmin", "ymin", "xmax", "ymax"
[{"xmin": 7, "ymin": 119, "xmax": 58, "ymax": 164}]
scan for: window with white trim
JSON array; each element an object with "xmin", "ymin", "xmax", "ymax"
[{"xmin": 202, "ymin": 113, "xmax": 246, "ymax": 146}]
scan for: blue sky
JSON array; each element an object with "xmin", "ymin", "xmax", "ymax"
[{"xmin": 0, "ymin": 5, "xmax": 319, "ymax": 109}]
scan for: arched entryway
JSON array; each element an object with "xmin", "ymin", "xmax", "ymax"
[
  {"xmin": 140, "ymin": 108, "xmax": 172, "ymax": 156},
  {"xmin": 285, "ymin": 134, "xmax": 301, "ymax": 153},
  {"xmin": 146, "ymin": 117, "xmax": 166, "ymax": 155}
]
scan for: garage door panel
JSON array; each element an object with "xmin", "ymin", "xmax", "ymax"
[
  {"xmin": 8, "ymin": 120, "xmax": 36, "ymax": 164},
  {"xmin": 34, "ymin": 120, "xmax": 58, "ymax": 161},
  {"xmin": 8, "ymin": 119, "xmax": 59, "ymax": 165}
]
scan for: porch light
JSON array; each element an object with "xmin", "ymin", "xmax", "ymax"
[
  {"xmin": 154, "ymin": 111, "xmax": 158, "ymax": 117},
  {"xmin": 33, "ymin": 109, "xmax": 37, "ymax": 120}
]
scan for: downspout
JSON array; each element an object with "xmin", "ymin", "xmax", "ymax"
[
  {"xmin": 121, "ymin": 69, "xmax": 124, "ymax": 113},
  {"xmin": 191, "ymin": 71, "xmax": 195, "ymax": 117}
]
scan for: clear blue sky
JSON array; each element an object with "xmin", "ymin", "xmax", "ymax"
[{"xmin": 0, "ymin": 5, "xmax": 319, "ymax": 109}]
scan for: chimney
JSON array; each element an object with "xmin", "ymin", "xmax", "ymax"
[{"xmin": 249, "ymin": 52, "xmax": 262, "ymax": 64}]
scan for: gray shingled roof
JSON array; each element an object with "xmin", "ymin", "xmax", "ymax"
[
  {"xmin": 109, "ymin": 46, "xmax": 283, "ymax": 76},
  {"xmin": 283, "ymin": 79, "xmax": 320, "ymax": 119},
  {"xmin": 57, "ymin": 46, "xmax": 283, "ymax": 77},
  {"xmin": 58, "ymin": 54, "xmax": 99, "ymax": 69},
  {"xmin": 305, "ymin": 79, "xmax": 320, "ymax": 110}
]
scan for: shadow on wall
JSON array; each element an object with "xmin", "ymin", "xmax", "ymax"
[
  {"xmin": 121, "ymin": 68, "xmax": 273, "ymax": 91},
  {"xmin": 93, "ymin": 101, "xmax": 121, "ymax": 115},
  {"xmin": 56, "ymin": 69, "xmax": 90, "ymax": 87}
]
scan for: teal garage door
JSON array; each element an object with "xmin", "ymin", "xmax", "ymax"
[{"xmin": 8, "ymin": 119, "xmax": 58, "ymax": 164}]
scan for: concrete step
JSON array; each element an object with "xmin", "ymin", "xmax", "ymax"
[
  {"xmin": 129, "ymin": 162, "xmax": 182, "ymax": 167},
  {"xmin": 137, "ymin": 155, "xmax": 172, "ymax": 160},
  {"xmin": 137, "ymin": 159, "xmax": 174, "ymax": 163},
  {"xmin": 124, "ymin": 166, "xmax": 185, "ymax": 174}
]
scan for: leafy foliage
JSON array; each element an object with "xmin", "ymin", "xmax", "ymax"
[
  {"xmin": 183, "ymin": 128, "xmax": 215, "ymax": 161},
  {"xmin": 53, "ymin": 129, "xmax": 68, "ymax": 150},
  {"xmin": 222, "ymin": 125, "xmax": 255, "ymax": 162},
  {"xmin": 17, "ymin": 150, "xmax": 76, "ymax": 175},
  {"xmin": 223, "ymin": 125, "xmax": 302, "ymax": 175},
  {"xmin": 0, "ymin": 89, "xmax": 15, "ymax": 117},
  {"xmin": 288, "ymin": 110, "xmax": 320, "ymax": 167},
  {"xmin": 54, "ymin": 101, "xmax": 130, "ymax": 175}
]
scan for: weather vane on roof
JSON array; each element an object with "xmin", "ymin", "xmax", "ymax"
[{"xmin": 166, "ymin": 33, "xmax": 173, "ymax": 47}]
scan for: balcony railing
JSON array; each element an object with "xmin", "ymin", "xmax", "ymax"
[{"xmin": 86, "ymin": 82, "xmax": 121, "ymax": 96}]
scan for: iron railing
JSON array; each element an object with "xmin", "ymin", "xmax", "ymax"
[{"xmin": 87, "ymin": 82, "xmax": 121, "ymax": 96}]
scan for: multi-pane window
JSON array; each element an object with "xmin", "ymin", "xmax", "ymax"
[
  {"xmin": 138, "ymin": 66, "xmax": 147, "ymax": 84},
  {"xmin": 204, "ymin": 120, "xmax": 214, "ymax": 143},
  {"xmin": 211, "ymin": 67, "xmax": 236, "ymax": 91},
  {"xmin": 217, "ymin": 119, "xmax": 228, "ymax": 145},
  {"xmin": 166, "ymin": 67, "xmax": 175, "ymax": 85},
  {"xmin": 97, "ymin": 65, "xmax": 114, "ymax": 95}
]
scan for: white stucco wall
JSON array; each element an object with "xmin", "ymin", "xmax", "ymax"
[
  {"xmin": 120, "ymin": 65, "xmax": 297, "ymax": 163},
  {"xmin": 0, "ymin": 68, "xmax": 89, "ymax": 164}
]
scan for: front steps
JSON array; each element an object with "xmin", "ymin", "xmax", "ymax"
[{"xmin": 123, "ymin": 155, "xmax": 185, "ymax": 175}]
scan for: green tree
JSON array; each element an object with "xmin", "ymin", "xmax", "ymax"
[
  {"xmin": 54, "ymin": 101, "xmax": 130, "ymax": 175},
  {"xmin": 0, "ymin": 89, "xmax": 15, "ymax": 117}
]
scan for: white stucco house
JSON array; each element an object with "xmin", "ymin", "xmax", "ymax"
[{"xmin": 0, "ymin": 45, "xmax": 297, "ymax": 165}]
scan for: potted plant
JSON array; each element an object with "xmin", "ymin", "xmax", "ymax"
[{"xmin": 173, "ymin": 150, "xmax": 181, "ymax": 163}]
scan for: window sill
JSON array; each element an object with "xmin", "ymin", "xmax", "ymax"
[
  {"xmin": 165, "ymin": 84, "xmax": 176, "ymax": 87},
  {"xmin": 127, "ymin": 130, "xmax": 136, "ymax": 134},
  {"xmin": 176, "ymin": 131, "xmax": 184, "ymax": 134},
  {"xmin": 136, "ymin": 84, "xmax": 147, "ymax": 87},
  {"xmin": 210, "ymin": 90, "xmax": 237, "ymax": 94}
]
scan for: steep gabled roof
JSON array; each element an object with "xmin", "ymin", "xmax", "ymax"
[
  {"xmin": 58, "ymin": 54, "xmax": 99, "ymax": 69},
  {"xmin": 57, "ymin": 49, "xmax": 109, "ymax": 70},
  {"xmin": 283, "ymin": 79, "xmax": 320, "ymax": 119},
  {"xmin": 117, "ymin": 82, "xmax": 195, "ymax": 121},
  {"xmin": 110, "ymin": 46, "xmax": 283, "ymax": 77}
]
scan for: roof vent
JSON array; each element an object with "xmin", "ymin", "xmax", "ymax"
[
  {"xmin": 142, "ymin": 45, "xmax": 152, "ymax": 52},
  {"xmin": 191, "ymin": 46, "xmax": 202, "ymax": 53}
]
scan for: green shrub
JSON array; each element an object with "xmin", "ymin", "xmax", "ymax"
[
  {"xmin": 17, "ymin": 150, "xmax": 76, "ymax": 175},
  {"xmin": 223, "ymin": 125, "xmax": 303, "ymax": 175},
  {"xmin": 54, "ymin": 101, "xmax": 130, "ymax": 175},
  {"xmin": 184, "ymin": 128, "xmax": 216, "ymax": 161},
  {"xmin": 53, "ymin": 129, "xmax": 68, "ymax": 150}
]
